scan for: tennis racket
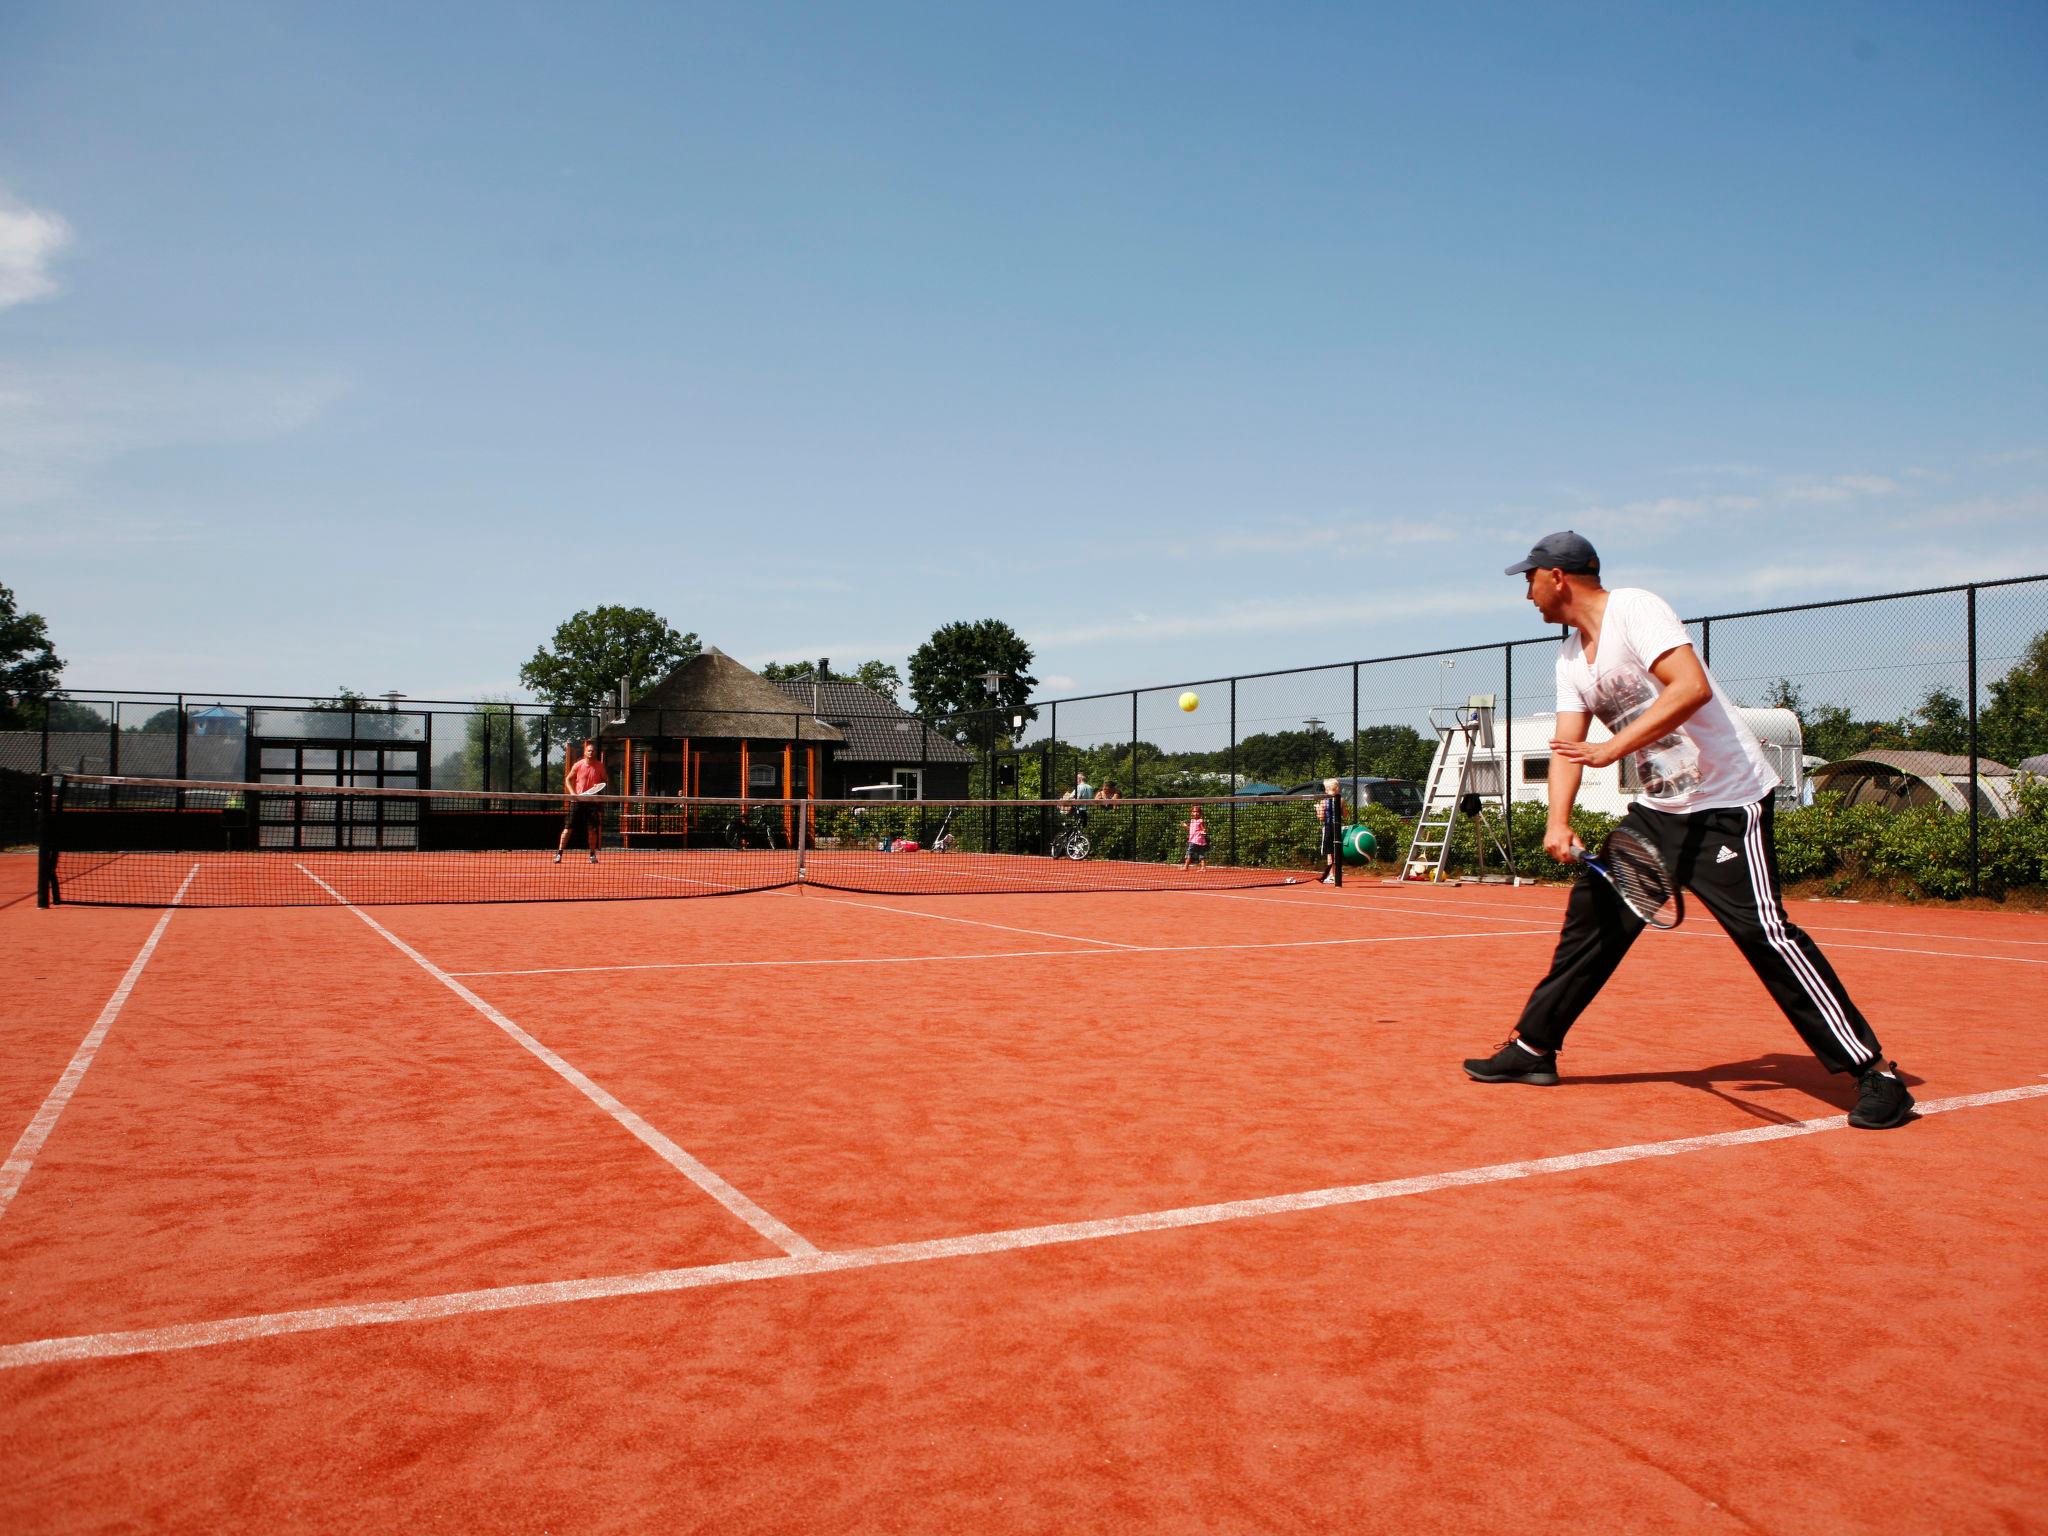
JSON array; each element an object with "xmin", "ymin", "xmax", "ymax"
[
  {"xmin": 1575, "ymin": 826, "xmax": 1682, "ymax": 929},
  {"xmin": 576, "ymin": 781, "xmax": 609, "ymax": 797}
]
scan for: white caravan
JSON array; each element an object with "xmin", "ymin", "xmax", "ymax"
[{"xmin": 1437, "ymin": 707, "xmax": 1804, "ymax": 816}]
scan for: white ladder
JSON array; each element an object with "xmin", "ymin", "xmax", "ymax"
[{"xmin": 1402, "ymin": 695, "xmax": 1515, "ymax": 881}]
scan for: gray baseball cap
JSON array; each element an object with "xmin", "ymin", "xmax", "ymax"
[{"xmin": 1504, "ymin": 530, "xmax": 1600, "ymax": 576}]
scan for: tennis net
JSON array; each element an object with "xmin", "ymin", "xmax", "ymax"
[{"xmin": 36, "ymin": 775, "xmax": 1342, "ymax": 908}]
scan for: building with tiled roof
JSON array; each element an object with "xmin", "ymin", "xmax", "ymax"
[{"xmin": 767, "ymin": 676, "xmax": 973, "ymax": 799}]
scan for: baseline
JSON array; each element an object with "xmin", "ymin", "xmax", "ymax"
[{"xmin": 6, "ymin": 1082, "xmax": 2040, "ymax": 1372}]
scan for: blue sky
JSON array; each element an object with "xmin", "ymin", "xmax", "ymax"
[{"xmin": 2, "ymin": 0, "xmax": 2044, "ymax": 705}]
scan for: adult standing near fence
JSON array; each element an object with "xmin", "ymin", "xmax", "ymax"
[{"xmin": 1463, "ymin": 531, "xmax": 1915, "ymax": 1130}]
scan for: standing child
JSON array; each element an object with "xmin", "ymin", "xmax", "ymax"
[
  {"xmin": 1318, "ymin": 778, "xmax": 1342, "ymax": 884},
  {"xmin": 1182, "ymin": 805, "xmax": 1208, "ymax": 869}
]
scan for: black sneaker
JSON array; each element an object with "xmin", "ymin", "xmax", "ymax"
[
  {"xmin": 1463, "ymin": 1036, "xmax": 1559, "ymax": 1086},
  {"xmin": 1849, "ymin": 1062, "xmax": 1914, "ymax": 1130}
]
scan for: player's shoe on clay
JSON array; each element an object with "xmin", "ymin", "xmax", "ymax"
[
  {"xmin": 1462, "ymin": 1035, "xmax": 1559, "ymax": 1086},
  {"xmin": 1848, "ymin": 1062, "xmax": 1914, "ymax": 1129}
]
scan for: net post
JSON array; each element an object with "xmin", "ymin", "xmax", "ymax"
[
  {"xmin": 35, "ymin": 773, "xmax": 55, "ymax": 908},
  {"xmin": 797, "ymin": 791, "xmax": 810, "ymax": 882}
]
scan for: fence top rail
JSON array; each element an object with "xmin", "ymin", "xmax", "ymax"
[{"xmin": 56, "ymin": 570, "xmax": 2048, "ymax": 726}]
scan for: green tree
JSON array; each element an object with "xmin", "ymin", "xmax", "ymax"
[
  {"xmin": 435, "ymin": 702, "xmax": 538, "ymax": 790},
  {"xmin": 1353, "ymin": 724, "xmax": 1436, "ymax": 780},
  {"xmin": 908, "ymin": 620, "xmax": 1037, "ymax": 748},
  {"xmin": 1765, "ymin": 678, "xmax": 1881, "ymax": 762},
  {"xmin": 1981, "ymin": 629, "xmax": 2048, "ymax": 767},
  {"xmin": 311, "ymin": 687, "xmax": 410, "ymax": 741},
  {"xmin": 520, "ymin": 607, "xmax": 699, "ymax": 722},
  {"xmin": 1905, "ymin": 686, "xmax": 1969, "ymax": 756},
  {"xmin": 760, "ymin": 657, "xmax": 905, "ymax": 704},
  {"xmin": 850, "ymin": 660, "xmax": 902, "ymax": 703},
  {"xmin": 0, "ymin": 582, "xmax": 64, "ymax": 728}
]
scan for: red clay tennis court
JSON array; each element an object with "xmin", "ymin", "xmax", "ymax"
[{"xmin": 2, "ymin": 855, "xmax": 2044, "ymax": 1532}]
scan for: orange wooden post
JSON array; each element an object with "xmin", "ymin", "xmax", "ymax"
[
  {"xmin": 806, "ymin": 745, "xmax": 818, "ymax": 840},
  {"xmin": 623, "ymin": 738, "xmax": 634, "ymax": 845},
  {"xmin": 682, "ymin": 736, "xmax": 692, "ymax": 840},
  {"xmin": 740, "ymin": 741, "xmax": 750, "ymax": 804},
  {"xmin": 782, "ymin": 743, "xmax": 793, "ymax": 843}
]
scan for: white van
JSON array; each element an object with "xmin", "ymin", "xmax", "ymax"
[{"xmin": 1438, "ymin": 707, "xmax": 1804, "ymax": 816}]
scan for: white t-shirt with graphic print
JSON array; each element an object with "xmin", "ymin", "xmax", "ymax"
[{"xmin": 1555, "ymin": 588, "xmax": 1779, "ymax": 813}]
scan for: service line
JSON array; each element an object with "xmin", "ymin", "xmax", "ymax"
[
  {"xmin": 447, "ymin": 928, "xmax": 1551, "ymax": 978},
  {"xmin": 0, "ymin": 865, "xmax": 197, "ymax": 1222},
  {"xmin": 295, "ymin": 865, "xmax": 817, "ymax": 1258},
  {"xmin": 4, "ymin": 1082, "xmax": 2042, "ymax": 1372}
]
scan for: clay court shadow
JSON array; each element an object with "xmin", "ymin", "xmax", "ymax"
[{"xmin": 1561, "ymin": 1053, "xmax": 1926, "ymax": 1126}]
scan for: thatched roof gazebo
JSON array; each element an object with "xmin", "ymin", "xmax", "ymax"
[{"xmin": 598, "ymin": 648, "xmax": 845, "ymax": 844}]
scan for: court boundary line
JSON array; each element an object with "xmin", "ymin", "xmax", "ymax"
[
  {"xmin": 1237, "ymin": 883, "xmax": 2048, "ymax": 948},
  {"xmin": 295, "ymin": 865, "xmax": 818, "ymax": 1258},
  {"xmin": 446, "ymin": 928, "xmax": 1553, "ymax": 978},
  {"xmin": 1205, "ymin": 890, "xmax": 2048, "ymax": 964},
  {"xmin": 0, "ymin": 865, "xmax": 197, "ymax": 1222},
  {"xmin": 4, "ymin": 1081, "xmax": 2041, "ymax": 1372}
]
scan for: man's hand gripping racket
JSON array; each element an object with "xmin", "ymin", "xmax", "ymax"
[{"xmin": 1574, "ymin": 826, "xmax": 1683, "ymax": 929}]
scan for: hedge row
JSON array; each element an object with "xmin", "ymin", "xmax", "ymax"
[{"xmin": 1349, "ymin": 778, "xmax": 2048, "ymax": 901}]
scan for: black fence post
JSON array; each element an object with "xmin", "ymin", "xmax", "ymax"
[
  {"xmin": 1351, "ymin": 663, "xmax": 1360, "ymax": 787},
  {"xmin": 108, "ymin": 702, "xmax": 119, "ymax": 777},
  {"xmin": 1701, "ymin": 617, "xmax": 1712, "ymax": 669},
  {"xmin": 482, "ymin": 712, "xmax": 493, "ymax": 792},
  {"xmin": 1967, "ymin": 584, "xmax": 1979, "ymax": 898},
  {"xmin": 1130, "ymin": 690, "xmax": 1138, "ymax": 799},
  {"xmin": 1503, "ymin": 643, "xmax": 1516, "ymax": 881},
  {"xmin": 1228, "ymin": 678, "xmax": 1238, "ymax": 867},
  {"xmin": 175, "ymin": 693, "xmax": 188, "ymax": 782}
]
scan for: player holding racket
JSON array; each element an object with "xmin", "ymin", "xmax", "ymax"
[
  {"xmin": 1463, "ymin": 532, "xmax": 1914, "ymax": 1130},
  {"xmin": 554, "ymin": 739, "xmax": 607, "ymax": 865}
]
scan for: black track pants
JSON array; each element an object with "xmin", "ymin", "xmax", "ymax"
[{"xmin": 1513, "ymin": 797, "xmax": 1884, "ymax": 1075}]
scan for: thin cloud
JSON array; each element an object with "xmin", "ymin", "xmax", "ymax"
[
  {"xmin": 0, "ymin": 194, "xmax": 71, "ymax": 309},
  {"xmin": 1037, "ymin": 589, "xmax": 1502, "ymax": 648},
  {"xmin": 1210, "ymin": 517, "xmax": 1460, "ymax": 556},
  {"xmin": 0, "ymin": 360, "xmax": 349, "ymax": 507}
]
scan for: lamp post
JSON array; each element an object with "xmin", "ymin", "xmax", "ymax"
[{"xmin": 1303, "ymin": 716, "xmax": 1325, "ymax": 782}]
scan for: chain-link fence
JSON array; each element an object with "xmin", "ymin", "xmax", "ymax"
[{"xmin": 14, "ymin": 573, "xmax": 2046, "ymax": 894}]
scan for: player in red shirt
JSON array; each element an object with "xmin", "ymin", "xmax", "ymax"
[{"xmin": 555, "ymin": 740, "xmax": 607, "ymax": 865}]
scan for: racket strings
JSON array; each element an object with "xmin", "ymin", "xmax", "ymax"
[{"xmin": 1603, "ymin": 829, "xmax": 1677, "ymax": 922}]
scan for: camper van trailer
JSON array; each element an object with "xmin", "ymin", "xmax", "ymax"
[{"xmin": 1436, "ymin": 707, "xmax": 1804, "ymax": 816}]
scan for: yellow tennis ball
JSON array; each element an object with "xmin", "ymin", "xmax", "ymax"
[{"xmin": 1178, "ymin": 691, "xmax": 1199, "ymax": 712}]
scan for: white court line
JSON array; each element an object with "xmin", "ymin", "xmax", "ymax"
[
  {"xmin": 797, "ymin": 890, "xmax": 1147, "ymax": 949},
  {"xmin": 1210, "ymin": 890, "xmax": 2048, "ymax": 965},
  {"xmin": 5, "ymin": 1080, "xmax": 2041, "ymax": 1371},
  {"xmin": 0, "ymin": 864, "xmax": 197, "ymax": 1222},
  {"xmin": 1290, "ymin": 883, "xmax": 2048, "ymax": 949},
  {"xmin": 448, "ymin": 928, "xmax": 1552, "ymax": 977},
  {"xmin": 294, "ymin": 865, "xmax": 816, "ymax": 1258}
]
